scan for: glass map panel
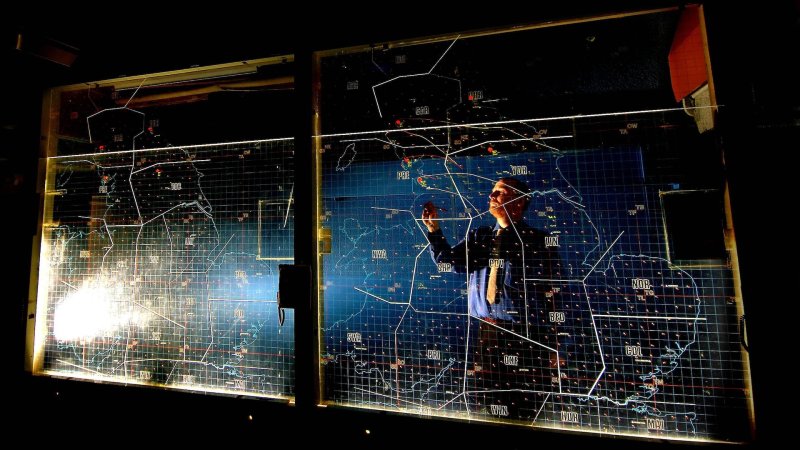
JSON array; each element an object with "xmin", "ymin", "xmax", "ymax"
[
  {"xmin": 34, "ymin": 58, "xmax": 296, "ymax": 398},
  {"xmin": 317, "ymin": 10, "xmax": 752, "ymax": 442},
  {"xmin": 39, "ymin": 139, "xmax": 294, "ymax": 397}
]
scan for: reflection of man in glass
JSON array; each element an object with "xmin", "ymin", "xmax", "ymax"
[{"xmin": 422, "ymin": 177, "xmax": 560, "ymax": 420}]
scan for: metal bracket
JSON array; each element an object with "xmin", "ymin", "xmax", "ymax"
[
  {"xmin": 739, "ymin": 314, "xmax": 749, "ymax": 352},
  {"xmin": 277, "ymin": 264, "xmax": 310, "ymax": 326}
]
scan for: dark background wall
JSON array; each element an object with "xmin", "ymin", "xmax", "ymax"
[{"xmin": 2, "ymin": 2, "xmax": 796, "ymax": 446}]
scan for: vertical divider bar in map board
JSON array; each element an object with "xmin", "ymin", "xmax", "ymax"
[
  {"xmin": 290, "ymin": 45, "xmax": 319, "ymax": 409},
  {"xmin": 311, "ymin": 49, "xmax": 325, "ymax": 407}
]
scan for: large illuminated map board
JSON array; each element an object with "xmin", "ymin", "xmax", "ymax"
[{"xmin": 317, "ymin": 10, "xmax": 753, "ymax": 441}]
